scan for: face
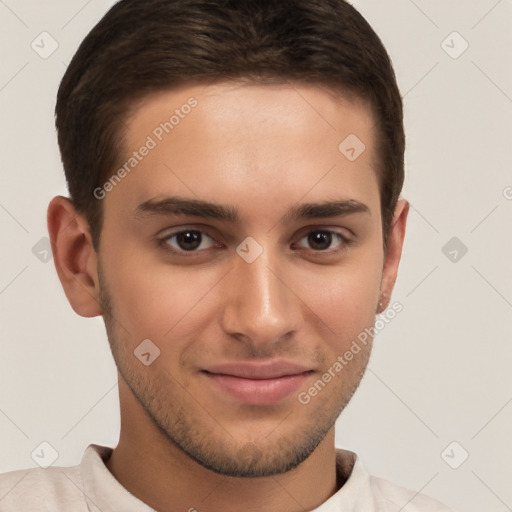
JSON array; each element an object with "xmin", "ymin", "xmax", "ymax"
[{"xmin": 96, "ymin": 81, "xmax": 393, "ymax": 477}]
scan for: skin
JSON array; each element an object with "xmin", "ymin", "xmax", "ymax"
[{"xmin": 48, "ymin": 81, "xmax": 408, "ymax": 512}]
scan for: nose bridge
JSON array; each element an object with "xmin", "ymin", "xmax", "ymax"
[{"xmin": 220, "ymin": 243, "xmax": 299, "ymax": 344}]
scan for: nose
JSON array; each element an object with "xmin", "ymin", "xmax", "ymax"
[{"xmin": 219, "ymin": 244, "xmax": 302, "ymax": 350}]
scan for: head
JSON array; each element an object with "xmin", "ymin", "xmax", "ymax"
[{"xmin": 49, "ymin": 0, "xmax": 408, "ymax": 477}]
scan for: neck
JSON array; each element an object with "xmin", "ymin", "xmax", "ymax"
[{"xmin": 105, "ymin": 378, "xmax": 339, "ymax": 512}]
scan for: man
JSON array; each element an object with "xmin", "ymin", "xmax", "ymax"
[{"xmin": 0, "ymin": 0, "xmax": 455, "ymax": 510}]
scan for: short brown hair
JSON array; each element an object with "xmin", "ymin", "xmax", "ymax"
[{"xmin": 55, "ymin": 0, "xmax": 404, "ymax": 251}]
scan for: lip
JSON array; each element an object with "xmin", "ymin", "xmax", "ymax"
[{"xmin": 202, "ymin": 360, "xmax": 314, "ymax": 405}]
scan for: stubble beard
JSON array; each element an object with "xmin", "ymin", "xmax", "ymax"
[{"xmin": 97, "ymin": 265, "xmax": 372, "ymax": 478}]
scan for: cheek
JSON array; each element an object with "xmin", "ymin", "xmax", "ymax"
[
  {"xmin": 303, "ymin": 258, "xmax": 382, "ymax": 311},
  {"xmin": 105, "ymin": 251, "xmax": 221, "ymax": 341},
  {"xmin": 294, "ymin": 255, "xmax": 382, "ymax": 345}
]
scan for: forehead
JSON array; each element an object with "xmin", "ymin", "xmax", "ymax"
[
  {"xmin": 124, "ymin": 81, "xmax": 374, "ymax": 146},
  {"xmin": 104, "ymin": 81, "xmax": 379, "ymax": 224}
]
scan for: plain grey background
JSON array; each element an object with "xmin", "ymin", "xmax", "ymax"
[{"xmin": 1, "ymin": 1, "xmax": 511, "ymax": 511}]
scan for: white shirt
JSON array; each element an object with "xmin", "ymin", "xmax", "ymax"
[{"xmin": 0, "ymin": 444, "xmax": 455, "ymax": 511}]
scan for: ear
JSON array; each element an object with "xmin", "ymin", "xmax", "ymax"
[
  {"xmin": 378, "ymin": 199, "xmax": 409, "ymax": 312},
  {"xmin": 47, "ymin": 196, "xmax": 102, "ymax": 317}
]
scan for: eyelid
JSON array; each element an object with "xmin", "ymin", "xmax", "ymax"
[
  {"xmin": 294, "ymin": 223, "xmax": 353, "ymax": 240},
  {"xmin": 159, "ymin": 224, "xmax": 221, "ymax": 241},
  {"xmin": 295, "ymin": 224, "xmax": 353, "ymax": 239}
]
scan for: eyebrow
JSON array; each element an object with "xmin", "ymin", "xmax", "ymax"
[{"xmin": 133, "ymin": 196, "xmax": 370, "ymax": 223}]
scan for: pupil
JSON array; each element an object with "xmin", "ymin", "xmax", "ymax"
[
  {"xmin": 309, "ymin": 231, "xmax": 331, "ymax": 250},
  {"xmin": 177, "ymin": 231, "xmax": 201, "ymax": 251}
]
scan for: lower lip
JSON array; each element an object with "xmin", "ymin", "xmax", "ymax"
[{"xmin": 203, "ymin": 372, "xmax": 312, "ymax": 405}]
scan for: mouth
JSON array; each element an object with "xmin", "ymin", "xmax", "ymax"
[{"xmin": 201, "ymin": 360, "xmax": 315, "ymax": 405}]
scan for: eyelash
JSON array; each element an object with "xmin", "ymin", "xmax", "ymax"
[{"xmin": 159, "ymin": 227, "xmax": 353, "ymax": 257}]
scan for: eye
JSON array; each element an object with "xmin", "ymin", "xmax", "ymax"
[
  {"xmin": 161, "ymin": 229, "xmax": 219, "ymax": 253},
  {"xmin": 295, "ymin": 230, "xmax": 349, "ymax": 252}
]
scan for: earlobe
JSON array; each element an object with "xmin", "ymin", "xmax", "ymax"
[
  {"xmin": 47, "ymin": 196, "xmax": 102, "ymax": 318},
  {"xmin": 379, "ymin": 199, "xmax": 409, "ymax": 311}
]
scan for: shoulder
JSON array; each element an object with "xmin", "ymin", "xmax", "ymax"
[
  {"xmin": 334, "ymin": 448, "xmax": 457, "ymax": 512},
  {"xmin": 368, "ymin": 473, "xmax": 456, "ymax": 511},
  {"xmin": 0, "ymin": 460, "xmax": 86, "ymax": 511}
]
